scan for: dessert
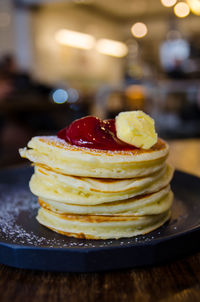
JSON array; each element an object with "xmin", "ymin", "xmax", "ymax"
[{"xmin": 19, "ymin": 111, "xmax": 174, "ymax": 239}]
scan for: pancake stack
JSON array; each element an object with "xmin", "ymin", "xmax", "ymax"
[{"xmin": 19, "ymin": 136, "xmax": 174, "ymax": 239}]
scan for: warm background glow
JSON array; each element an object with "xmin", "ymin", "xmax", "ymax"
[
  {"xmin": 96, "ymin": 39, "xmax": 128, "ymax": 58},
  {"xmin": 161, "ymin": 0, "xmax": 177, "ymax": 7},
  {"xmin": 131, "ymin": 22, "xmax": 148, "ymax": 38},
  {"xmin": 55, "ymin": 29, "xmax": 95, "ymax": 50},
  {"xmin": 187, "ymin": 0, "xmax": 200, "ymax": 15},
  {"xmin": 174, "ymin": 2, "xmax": 190, "ymax": 17}
]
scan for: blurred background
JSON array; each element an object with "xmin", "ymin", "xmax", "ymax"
[{"xmin": 0, "ymin": 0, "xmax": 200, "ymax": 169}]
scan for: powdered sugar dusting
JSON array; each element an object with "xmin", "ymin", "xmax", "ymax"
[
  {"xmin": 0, "ymin": 184, "xmax": 120, "ymax": 248},
  {"xmin": 0, "ymin": 166, "xmax": 186, "ymax": 250},
  {"xmin": 0, "ymin": 180, "xmax": 163, "ymax": 249}
]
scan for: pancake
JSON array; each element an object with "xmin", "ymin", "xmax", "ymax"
[
  {"xmin": 30, "ymin": 163, "xmax": 174, "ymax": 205},
  {"xmin": 19, "ymin": 130, "xmax": 174, "ymax": 240},
  {"xmin": 19, "ymin": 136, "xmax": 169, "ymax": 178},
  {"xmin": 38, "ymin": 186, "xmax": 173, "ymax": 216},
  {"xmin": 37, "ymin": 207, "xmax": 171, "ymax": 239}
]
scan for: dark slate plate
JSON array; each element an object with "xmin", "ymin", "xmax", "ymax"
[{"xmin": 0, "ymin": 166, "xmax": 200, "ymax": 272}]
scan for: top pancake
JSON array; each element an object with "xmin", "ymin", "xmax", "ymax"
[{"xmin": 19, "ymin": 136, "xmax": 169, "ymax": 178}]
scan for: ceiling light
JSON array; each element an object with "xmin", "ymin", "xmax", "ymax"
[
  {"xmin": 131, "ymin": 22, "xmax": 148, "ymax": 39},
  {"xmin": 96, "ymin": 39, "xmax": 128, "ymax": 58},
  {"xmin": 55, "ymin": 29, "xmax": 95, "ymax": 50},
  {"xmin": 161, "ymin": 0, "xmax": 177, "ymax": 7},
  {"xmin": 174, "ymin": 2, "xmax": 190, "ymax": 17},
  {"xmin": 187, "ymin": 0, "xmax": 200, "ymax": 15}
]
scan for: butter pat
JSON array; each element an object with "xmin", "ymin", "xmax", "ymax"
[{"xmin": 115, "ymin": 111, "xmax": 158, "ymax": 149}]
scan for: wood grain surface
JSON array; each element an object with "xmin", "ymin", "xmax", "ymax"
[
  {"xmin": 0, "ymin": 253, "xmax": 200, "ymax": 302},
  {"xmin": 0, "ymin": 139, "xmax": 200, "ymax": 302}
]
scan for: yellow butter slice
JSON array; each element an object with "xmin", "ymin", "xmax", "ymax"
[{"xmin": 115, "ymin": 111, "xmax": 158, "ymax": 149}]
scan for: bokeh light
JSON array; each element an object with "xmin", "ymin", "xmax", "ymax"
[
  {"xmin": 55, "ymin": 29, "xmax": 95, "ymax": 50},
  {"xmin": 131, "ymin": 22, "xmax": 148, "ymax": 38},
  {"xmin": 174, "ymin": 2, "xmax": 190, "ymax": 17},
  {"xmin": 52, "ymin": 89, "xmax": 68, "ymax": 104},
  {"xmin": 161, "ymin": 0, "xmax": 177, "ymax": 7},
  {"xmin": 96, "ymin": 39, "xmax": 128, "ymax": 58},
  {"xmin": 187, "ymin": 0, "xmax": 200, "ymax": 15},
  {"xmin": 67, "ymin": 88, "xmax": 79, "ymax": 103}
]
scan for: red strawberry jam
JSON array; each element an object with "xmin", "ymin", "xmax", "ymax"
[{"xmin": 57, "ymin": 116, "xmax": 136, "ymax": 151}]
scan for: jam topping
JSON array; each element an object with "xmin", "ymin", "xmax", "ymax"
[{"xmin": 57, "ymin": 116, "xmax": 136, "ymax": 151}]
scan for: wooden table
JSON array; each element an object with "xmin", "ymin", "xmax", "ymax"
[{"xmin": 0, "ymin": 139, "xmax": 200, "ymax": 302}]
